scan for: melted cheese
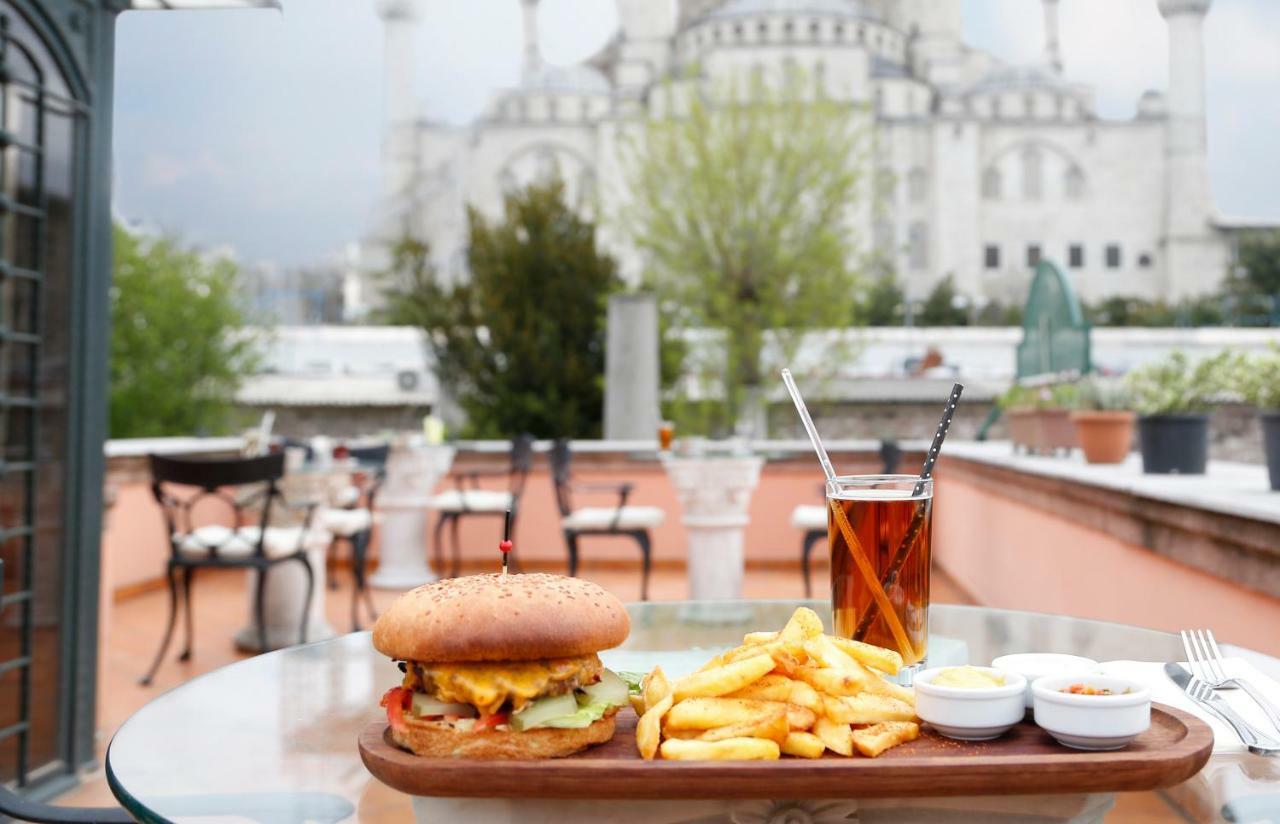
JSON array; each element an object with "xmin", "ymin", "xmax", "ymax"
[{"xmin": 409, "ymin": 655, "xmax": 602, "ymax": 716}]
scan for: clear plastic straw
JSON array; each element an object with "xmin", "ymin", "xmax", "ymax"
[{"xmin": 781, "ymin": 368, "xmax": 837, "ymax": 483}]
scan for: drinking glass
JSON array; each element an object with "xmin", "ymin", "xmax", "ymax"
[
  {"xmin": 658, "ymin": 421, "xmax": 675, "ymax": 451},
  {"xmin": 827, "ymin": 475, "xmax": 932, "ymax": 680}
]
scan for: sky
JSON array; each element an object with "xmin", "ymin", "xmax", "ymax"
[{"xmin": 111, "ymin": 0, "xmax": 1280, "ymax": 269}]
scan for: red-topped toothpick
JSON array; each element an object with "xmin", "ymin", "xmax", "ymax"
[{"xmin": 499, "ymin": 508, "xmax": 513, "ymax": 575}]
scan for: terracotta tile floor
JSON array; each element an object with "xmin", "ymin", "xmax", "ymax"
[{"xmin": 59, "ymin": 561, "xmax": 975, "ymax": 811}]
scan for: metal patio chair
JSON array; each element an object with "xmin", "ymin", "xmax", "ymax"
[
  {"xmin": 317, "ymin": 443, "xmax": 389, "ymax": 631},
  {"xmin": 550, "ymin": 438, "xmax": 663, "ymax": 601},
  {"xmin": 429, "ymin": 434, "xmax": 534, "ymax": 577},
  {"xmin": 141, "ymin": 452, "xmax": 325, "ymax": 686}
]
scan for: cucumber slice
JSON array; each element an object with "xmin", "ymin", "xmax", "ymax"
[
  {"xmin": 510, "ymin": 693, "xmax": 579, "ymax": 732},
  {"xmin": 411, "ymin": 693, "xmax": 476, "ymax": 718},
  {"xmin": 580, "ymin": 669, "xmax": 629, "ymax": 708},
  {"xmin": 543, "ymin": 703, "xmax": 607, "ymax": 729}
]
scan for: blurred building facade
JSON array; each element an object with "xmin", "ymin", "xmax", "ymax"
[{"xmin": 357, "ymin": 0, "xmax": 1227, "ymax": 316}]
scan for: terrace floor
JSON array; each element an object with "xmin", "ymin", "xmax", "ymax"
[{"xmin": 55, "ymin": 564, "xmax": 1171, "ymax": 820}]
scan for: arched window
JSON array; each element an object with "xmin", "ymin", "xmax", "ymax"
[
  {"xmin": 809, "ymin": 20, "xmax": 820, "ymax": 40},
  {"xmin": 873, "ymin": 220, "xmax": 895, "ymax": 253},
  {"xmin": 783, "ymin": 20, "xmax": 795, "ymax": 41},
  {"xmin": 1065, "ymin": 166, "xmax": 1085, "ymax": 199},
  {"xmin": 733, "ymin": 24, "xmax": 743, "ymax": 42},
  {"xmin": 982, "ymin": 168, "xmax": 1002, "ymax": 200},
  {"xmin": 907, "ymin": 168, "xmax": 928, "ymax": 203},
  {"xmin": 547, "ymin": 96, "xmax": 558, "ymax": 122},
  {"xmin": 1022, "ymin": 147, "xmax": 1043, "ymax": 200},
  {"xmin": 908, "ymin": 222, "xmax": 929, "ymax": 270},
  {"xmin": 758, "ymin": 21, "xmax": 768, "ymax": 40}
]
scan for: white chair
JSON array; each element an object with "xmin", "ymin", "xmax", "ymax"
[
  {"xmin": 550, "ymin": 439, "xmax": 663, "ymax": 600},
  {"xmin": 428, "ymin": 435, "xmax": 533, "ymax": 577},
  {"xmin": 790, "ymin": 504, "xmax": 828, "ymax": 598},
  {"xmin": 318, "ymin": 443, "xmax": 388, "ymax": 630}
]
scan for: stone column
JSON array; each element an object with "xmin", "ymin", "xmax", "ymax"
[
  {"xmin": 605, "ymin": 293, "xmax": 661, "ymax": 441},
  {"xmin": 661, "ymin": 454, "xmax": 764, "ymax": 617},
  {"xmin": 368, "ymin": 442, "xmax": 455, "ymax": 590}
]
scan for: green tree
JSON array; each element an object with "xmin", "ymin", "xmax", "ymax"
[
  {"xmin": 620, "ymin": 72, "xmax": 868, "ymax": 430},
  {"xmin": 1233, "ymin": 229, "xmax": 1280, "ymax": 297},
  {"xmin": 382, "ymin": 179, "xmax": 620, "ymax": 438},
  {"xmin": 109, "ymin": 226, "xmax": 260, "ymax": 438},
  {"xmin": 917, "ymin": 275, "xmax": 969, "ymax": 326},
  {"xmin": 859, "ymin": 272, "xmax": 904, "ymax": 326}
]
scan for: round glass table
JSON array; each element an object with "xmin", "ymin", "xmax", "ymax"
[{"xmin": 105, "ymin": 601, "xmax": 1280, "ymax": 823}]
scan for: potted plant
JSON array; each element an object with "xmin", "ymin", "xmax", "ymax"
[
  {"xmin": 1070, "ymin": 377, "xmax": 1135, "ymax": 464},
  {"xmin": 999, "ymin": 384, "xmax": 1039, "ymax": 453},
  {"xmin": 1231, "ymin": 345, "xmax": 1280, "ymax": 491},
  {"xmin": 1126, "ymin": 351, "xmax": 1231, "ymax": 475},
  {"xmin": 1038, "ymin": 383, "xmax": 1080, "ymax": 455}
]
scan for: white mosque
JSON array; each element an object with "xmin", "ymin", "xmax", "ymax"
[{"xmin": 353, "ymin": 0, "xmax": 1230, "ymax": 316}]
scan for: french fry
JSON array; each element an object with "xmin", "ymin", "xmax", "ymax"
[
  {"xmin": 849, "ymin": 661, "xmax": 915, "ymax": 705},
  {"xmin": 786, "ymin": 703, "xmax": 817, "ymax": 730},
  {"xmin": 803, "ymin": 636, "xmax": 857, "ymax": 670},
  {"xmin": 725, "ymin": 673, "xmax": 794, "ymax": 703},
  {"xmin": 643, "ymin": 666, "xmax": 672, "ymax": 709},
  {"xmin": 830, "ymin": 636, "xmax": 904, "ymax": 676},
  {"xmin": 813, "ymin": 716, "xmax": 853, "ymax": 757},
  {"xmin": 851, "ymin": 721, "xmax": 920, "ymax": 758},
  {"xmin": 673, "ymin": 654, "xmax": 775, "ymax": 701},
  {"xmin": 795, "ymin": 665, "xmax": 869, "ymax": 696},
  {"xmin": 780, "ymin": 607, "xmax": 825, "ymax": 642},
  {"xmin": 665, "ymin": 698, "xmax": 790, "ymax": 730},
  {"xmin": 821, "ymin": 693, "xmax": 917, "ymax": 725},
  {"xmin": 781, "ymin": 731, "xmax": 826, "ymax": 759},
  {"xmin": 628, "ymin": 694, "xmax": 647, "ymax": 716},
  {"xmin": 636, "ymin": 693, "xmax": 674, "ymax": 760},
  {"xmin": 659, "ymin": 737, "xmax": 780, "ymax": 761},
  {"xmin": 769, "ymin": 649, "xmax": 806, "ymax": 678},
  {"xmin": 743, "ymin": 631, "xmax": 778, "ymax": 646},
  {"xmin": 723, "ymin": 642, "xmax": 787, "ymax": 665},
  {"xmin": 788, "ymin": 679, "xmax": 824, "ymax": 714},
  {"xmin": 695, "ymin": 707, "xmax": 789, "ymax": 745}
]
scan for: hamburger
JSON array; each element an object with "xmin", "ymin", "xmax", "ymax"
[{"xmin": 371, "ymin": 573, "xmax": 632, "ymax": 759}]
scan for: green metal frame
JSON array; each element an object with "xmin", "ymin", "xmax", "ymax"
[{"xmin": 0, "ymin": 0, "xmax": 117, "ymax": 797}]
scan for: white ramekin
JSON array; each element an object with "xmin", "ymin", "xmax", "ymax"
[
  {"xmin": 992, "ymin": 653, "xmax": 1100, "ymax": 708},
  {"xmin": 914, "ymin": 666, "xmax": 1028, "ymax": 741},
  {"xmin": 1032, "ymin": 674, "xmax": 1152, "ymax": 751}
]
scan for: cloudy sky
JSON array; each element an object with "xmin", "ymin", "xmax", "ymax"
[{"xmin": 111, "ymin": 0, "xmax": 1280, "ymax": 268}]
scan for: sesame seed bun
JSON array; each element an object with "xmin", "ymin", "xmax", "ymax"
[
  {"xmin": 387, "ymin": 710, "xmax": 618, "ymax": 759},
  {"xmin": 371, "ymin": 573, "xmax": 630, "ymax": 663}
]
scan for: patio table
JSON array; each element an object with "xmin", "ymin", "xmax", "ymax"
[{"xmin": 104, "ymin": 601, "xmax": 1280, "ymax": 823}]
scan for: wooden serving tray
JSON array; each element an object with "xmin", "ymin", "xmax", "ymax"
[{"xmin": 359, "ymin": 704, "xmax": 1212, "ymax": 799}]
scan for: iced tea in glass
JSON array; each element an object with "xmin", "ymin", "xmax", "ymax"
[
  {"xmin": 658, "ymin": 421, "xmax": 675, "ymax": 451},
  {"xmin": 827, "ymin": 475, "xmax": 932, "ymax": 678}
]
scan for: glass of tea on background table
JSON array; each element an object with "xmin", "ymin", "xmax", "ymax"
[{"xmin": 827, "ymin": 474, "xmax": 933, "ymax": 681}]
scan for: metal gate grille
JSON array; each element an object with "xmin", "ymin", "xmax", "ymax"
[{"xmin": 0, "ymin": 3, "xmax": 86, "ymax": 786}]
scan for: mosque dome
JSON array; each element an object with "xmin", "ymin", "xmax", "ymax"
[
  {"xmin": 701, "ymin": 0, "xmax": 872, "ymax": 22},
  {"xmin": 968, "ymin": 64, "xmax": 1065, "ymax": 94},
  {"xmin": 514, "ymin": 62, "xmax": 611, "ymax": 96}
]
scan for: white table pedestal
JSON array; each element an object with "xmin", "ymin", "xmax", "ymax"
[
  {"xmin": 234, "ymin": 545, "xmax": 336, "ymax": 652},
  {"xmin": 369, "ymin": 444, "xmax": 455, "ymax": 590},
  {"xmin": 662, "ymin": 454, "xmax": 764, "ymax": 623}
]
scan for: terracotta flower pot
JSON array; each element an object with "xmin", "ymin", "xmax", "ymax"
[
  {"xmin": 1070, "ymin": 411, "xmax": 1135, "ymax": 464},
  {"xmin": 1005, "ymin": 409, "xmax": 1038, "ymax": 452},
  {"xmin": 1036, "ymin": 408, "xmax": 1078, "ymax": 454}
]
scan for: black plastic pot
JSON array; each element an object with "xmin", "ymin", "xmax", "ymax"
[
  {"xmin": 1263, "ymin": 412, "xmax": 1280, "ymax": 491},
  {"xmin": 1137, "ymin": 414, "xmax": 1209, "ymax": 475}
]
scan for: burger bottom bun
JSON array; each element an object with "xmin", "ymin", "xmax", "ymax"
[{"xmin": 389, "ymin": 710, "xmax": 618, "ymax": 759}]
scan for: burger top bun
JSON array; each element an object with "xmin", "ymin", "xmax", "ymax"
[{"xmin": 371, "ymin": 573, "xmax": 630, "ymax": 663}]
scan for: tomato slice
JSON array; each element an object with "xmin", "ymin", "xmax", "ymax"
[
  {"xmin": 474, "ymin": 712, "xmax": 509, "ymax": 731},
  {"xmin": 381, "ymin": 687, "xmax": 410, "ymax": 735}
]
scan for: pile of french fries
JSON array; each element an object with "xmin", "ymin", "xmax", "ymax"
[{"xmin": 633, "ymin": 607, "xmax": 920, "ymax": 761}]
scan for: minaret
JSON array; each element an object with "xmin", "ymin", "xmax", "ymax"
[
  {"xmin": 1157, "ymin": 0, "xmax": 1222, "ymax": 298},
  {"xmin": 615, "ymin": 0, "xmax": 676, "ymax": 101},
  {"xmin": 376, "ymin": 0, "xmax": 424, "ymax": 198},
  {"xmin": 521, "ymin": 0, "xmax": 541, "ymax": 77},
  {"xmin": 1042, "ymin": 0, "xmax": 1062, "ymax": 73}
]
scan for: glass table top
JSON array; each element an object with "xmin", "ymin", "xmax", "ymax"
[{"xmin": 105, "ymin": 601, "xmax": 1280, "ymax": 823}]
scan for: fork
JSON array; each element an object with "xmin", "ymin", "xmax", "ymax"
[
  {"xmin": 1182, "ymin": 629, "xmax": 1280, "ymax": 737},
  {"xmin": 1184, "ymin": 676, "xmax": 1280, "ymax": 755}
]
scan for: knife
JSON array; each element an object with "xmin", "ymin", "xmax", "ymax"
[{"xmin": 1166, "ymin": 663, "xmax": 1280, "ymax": 756}]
